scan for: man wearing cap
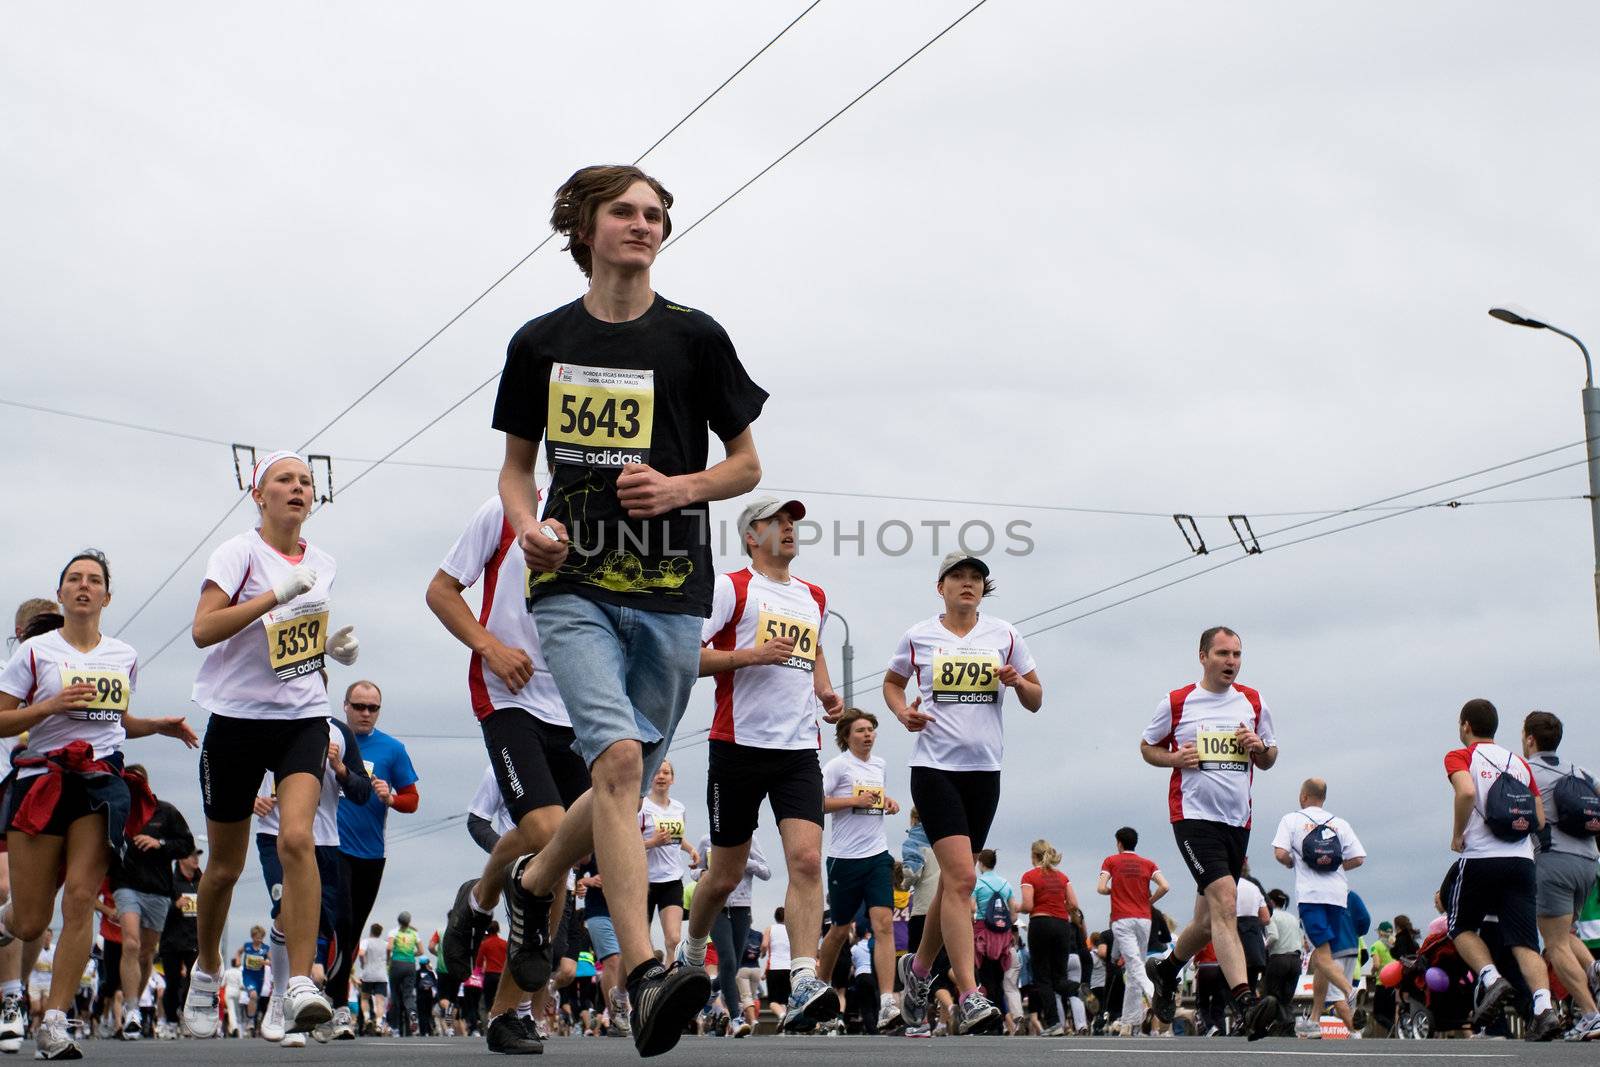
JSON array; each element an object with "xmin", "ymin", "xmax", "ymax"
[{"xmin": 679, "ymin": 495, "xmax": 844, "ymax": 1032}]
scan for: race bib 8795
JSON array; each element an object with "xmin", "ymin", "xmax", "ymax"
[
  {"xmin": 546, "ymin": 364, "xmax": 654, "ymax": 469},
  {"xmin": 931, "ymin": 647, "xmax": 1001, "ymax": 704}
]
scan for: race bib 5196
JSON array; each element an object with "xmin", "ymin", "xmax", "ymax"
[
  {"xmin": 852, "ymin": 783, "xmax": 886, "ymax": 814},
  {"xmin": 755, "ymin": 604, "xmax": 818, "ymax": 672},
  {"xmin": 546, "ymin": 364, "xmax": 654, "ymax": 469}
]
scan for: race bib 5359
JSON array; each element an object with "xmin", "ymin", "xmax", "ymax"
[
  {"xmin": 264, "ymin": 601, "xmax": 328, "ymax": 681},
  {"xmin": 546, "ymin": 364, "xmax": 654, "ymax": 469}
]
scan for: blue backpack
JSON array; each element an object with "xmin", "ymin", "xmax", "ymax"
[
  {"xmin": 1484, "ymin": 750, "xmax": 1538, "ymax": 842},
  {"xmin": 1299, "ymin": 813, "xmax": 1343, "ymax": 871},
  {"xmin": 1552, "ymin": 765, "xmax": 1600, "ymax": 839}
]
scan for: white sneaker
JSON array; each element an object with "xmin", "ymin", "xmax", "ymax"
[
  {"xmin": 121, "ymin": 1004, "xmax": 144, "ymax": 1040},
  {"xmin": 285, "ymin": 982, "xmax": 333, "ymax": 1034},
  {"xmin": 260, "ymin": 995, "xmax": 286, "ymax": 1042},
  {"xmin": 329, "ymin": 1005, "xmax": 356, "ymax": 1040},
  {"xmin": 877, "ymin": 997, "xmax": 903, "ymax": 1031},
  {"xmin": 180, "ymin": 968, "xmax": 222, "ymax": 1038},
  {"xmin": 281, "ymin": 1031, "xmax": 307, "ymax": 1048},
  {"xmin": 0, "ymin": 992, "xmax": 22, "ymax": 1053},
  {"xmin": 33, "ymin": 1011, "xmax": 80, "ymax": 1060}
]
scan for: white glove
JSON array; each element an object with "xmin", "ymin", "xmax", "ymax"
[
  {"xmin": 327, "ymin": 625, "xmax": 359, "ymax": 666},
  {"xmin": 272, "ymin": 566, "xmax": 317, "ymax": 605}
]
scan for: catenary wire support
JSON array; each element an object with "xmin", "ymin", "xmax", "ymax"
[
  {"xmin": 1173, "ymin": 514, "xmax": 1207, "ymax": 555},
  {"xmin": 308, "ymin": 455, "xmax": 334, "ymax": 504},
  {"xmin": 1228, "ymin": 514, "xmax": 1262, "ymax": 555},
  {"xmin": 231, "ymin": 444, "xmax": 257, "ymax": 490}
]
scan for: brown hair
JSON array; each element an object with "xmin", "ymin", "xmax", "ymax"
[
  {"xmin": 13, "ymin": 598, "xmax": 56, "ymax": 633},
  {"xmin": 1524, "ymin": 710, "xmax": 1563, "ymax": 753},
  {"xmin": 977, "ymin": 849, "xmax": 998, "ymax": 870},
  {"xmin": 1461, "ymin": 698, "xmax": 1498, "ymax": 738},
  {"xmin": 1199, "ymin": 626, "xmax": 1239, "ymax": 654},
  {"xmin": 551, "ymin": 165, "xmax": 674, "ymax": 277},
  {"xmin": 834, "ymin": 708, "xmax": 878, "ymax": 751},
  {"xmin": 344, "ymin": 679, "xmax": 382, "ymax": 704}
]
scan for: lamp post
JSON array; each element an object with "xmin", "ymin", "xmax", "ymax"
[
  {"xmin": 827, "ymin": 609, "xmax": 855, "ymax": 707},
  {"xmin": 1489, "ymin": 305, "xmax": 1600, "ymax": 646}
]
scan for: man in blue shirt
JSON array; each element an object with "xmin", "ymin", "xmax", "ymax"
[{"xmin": 327, "ymin": 680, "xmax": 419, "ymax": 1038}]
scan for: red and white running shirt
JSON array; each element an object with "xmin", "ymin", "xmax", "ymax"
[
  {"xmin": 1142, "ymin": 682, "xmax": 1275, "ymax": 827},
  {"xmin": 1444, "ymin": 742, "xmax": 1539, "ymax": 860},
  {"xmin": 438, "ymin": 496, "xmax": 568, "ymax": 727},
  {"xmin": 886, "ymin": 613, "xmax": 1035, "ymax": 773},
  {"xmin": 701, "ymin": 568, "xmax": 827, "ymax": 751}
]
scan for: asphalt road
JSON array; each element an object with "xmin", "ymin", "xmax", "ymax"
[{"xmin": 33, "ymin": 1034, "xmax": 1593, "ymax": 1064}]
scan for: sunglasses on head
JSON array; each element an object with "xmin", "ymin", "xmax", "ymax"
[{"xmin": 347, "ymin": 701, "xmax": 380, "ymax": 713}]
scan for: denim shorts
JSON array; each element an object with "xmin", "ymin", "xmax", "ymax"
[
  {"xmin": 533, "ymin": 594, "xmax": 701, "ymax": 787},
  {"xmin": 585, "ymin": 915, "xmax": 621, "ymax": 961}
]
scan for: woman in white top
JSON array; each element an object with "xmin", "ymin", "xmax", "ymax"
[
  {"xmin": 884, "ymin": 552, "xmax": 1042, "ymax": 1037},
  {"xmin": 639, "ymin": 761, "xmax": 697, "ymax": 962},
  {"xmin": 0, "ymin": 550, "xmax": 197, "ymax": 1059},
  {"xmin": 182, "ymin": 451, "xmax": 360, "ymax": 1039}
]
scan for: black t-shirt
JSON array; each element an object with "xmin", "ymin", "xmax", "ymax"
[
  {"xmin": 578, "ymin": 858, "xmax": 608, "ymax": 918},
  {"xmin": 492, "ymin": 294, "xmax": 767, "ymax": 617}
]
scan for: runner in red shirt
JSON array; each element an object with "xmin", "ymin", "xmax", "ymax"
[
  {"xmin": 1019, "ymin": 840, "xmax": 1077, "ymax": 1035},
  {"xmin": 1097, "ymin": 827, "xmax": 1169, "ymax": 1033}
]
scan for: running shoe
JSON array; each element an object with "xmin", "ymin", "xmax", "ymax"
[
  {"xmin": 877, "ymin": 997, "xmax": 903, "ymax": 1032},
  {"xmin": 329, "ymin": 1005, "xmax": 356, "ymax": 1040},
  {"xmin": 311, "ymin": 1017, "xmax": 335, "ymax": 1043},
  {"xmin": 1591, "ymin": 960, "xmax": 1600, "ymax": 1007},
  {"xmin": 1145, "ymin": 958, "xmax": 1176, "ymax": 1023},
  {"xmin": 903, "ymin": 1022, "xmax": 933, "ymax": 1037},
  {"xmin": 608, "ymin": 986, "xmax": 631, "ymax": 1036},
  {"xmin": 1039, "ymin": 1022, "xmax": 1065, "ymax": 1037},
  {"xmin": 486, "ymin": 1011, "xmax": 543, "ymax": 1055},
  {"xmin": 33, "ymin": 1012, "xmax": 79, "ymax": 1060},
  {"xmin": 952, "ymin": 990, "xmax": 1001, "ymax": 1035},
  {"xmin": 1565, "ymin": 1011, "xmax": 1600, "ymax": 1041},
  {"xmin": 281, "ymin": 1031, "xmax": 307, "ymax": 1048},
  {"xmin": 1470, "ymin": 975, "xmax": 1514, "ymax": 1027},
  {"xmin": 285, "ymin": 982, "xmax": 333, "ymax": 1033},
  {"xmin": 780, "ymin": 974, "xmax": 839, "ymax": 1033},
  {"xmin": 896, "ymin": 953, "xmax": 931, "ymax": 1026},
  {"xmin": 1526, "ymin": 1008, "xmax": 1562, "ymax": 1042},
  {"xmin": 733, "ymin": 1019, "xmax": 752, "ymax": 1037},
  {"xmin": 444, "ymin": 877, "xmax": 488, "ymax": 984},
  {"xmin": 0, "ymin": 991, "xmax": 21, "ymax": 1054},
  {"xmin": 502, "ymin": 855, "xmax": 554, "ymax": 991},
  {"xmin": 629, "ymin": 961, "xmax": 711, "ymax": 1057},
  {"xmin": 260, "ymin": 995, "xmax": 286, "ymax": 1041},
  {"xmin": 120, "ymin": 1005, "xmax": 143, "ymax": 1040},
  {"xmin": 180, "ymin": 968, "xmax": 222, "ymax": 1038},
  {"xmin": 1240, "ymin": 994, "xmax": 1278, "ymax": 1042}
]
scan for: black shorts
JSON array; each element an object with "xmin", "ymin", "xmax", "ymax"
[
  {"xmin": 826, "ymin": 852, "xmax": 894, "ymax": 926},
  {"xmin": 766, "ymin": 969, "xmax": 791, "ymax": 1005},
  {"xmin": 481, "ymin": 709, "xmax": 591, "ymax": 822},
  {"xmin": 1172, "ymin": 818, "xmax": 1250, "ymax": 890},
  {"xmin": 908, "ymin": 766, "xmax": 1000, "ymax": 849},
  {"xmin": 551, "ymin": 892, "xmax": 579, "ymax": 963},
  {"xmin": 200, "ymin": 714, "xmax": 329, "ymax": 822},
  {"xmin": 647, "ymin": 879, "xmax": 683, "ymax": 919},
  {"xmin": 1447, "ymin": 855, "xmax": 1538, "ymax": 951},
  {"xmin": 706, "ymin": 741, "xmax": 823, "ymax": 847},
  {"xmin": 1, "ymin": 765, "xmax": 122, "ymax": 838}
]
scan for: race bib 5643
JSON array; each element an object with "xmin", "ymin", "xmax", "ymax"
[{"xmin": 546, "ymin": 364, "xmax": 654, "ymax": 469}]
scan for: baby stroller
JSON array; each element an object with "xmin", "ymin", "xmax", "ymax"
[{"xmin": 1391, "ymin": 930, "xmax": 1473, "ymax": 1039}]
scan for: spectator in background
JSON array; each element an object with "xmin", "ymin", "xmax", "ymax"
[
  {"xmin": 901, "ymin": 810, "xmax": 939, "ymax": 954},
  {"xmin": 1021, "ymin": 838, "xmax": 1079, "ymax": 1037},
  {"xmin": 1392, "ymin": 915, "xmax": 1420, "ymax": 958},
  {"xmin": 160, "ymin": 847, "xmax": 202, "ymax": 1035},
  {"xmin": 1097, "ymin": 826, "xmax": 1168, "ymax": 1034},
  {"xmin": 474, "ymin": 921, "xmax": 506, "ymax": 1022},
  {"xmin": 356, "ymin": 923, "xmax": 390, "ymax": 1035},
  {"xmin": 388, "ymin": 911, "xmax": 421, "ymax": 1036},
  {"xmin": 971, "ymin": 850, "xmax": 1017, "ymax": 1010},
  {"xmin": 1234, "ymin": 865, "xmax": 1269, "ymax": 993},
  {"xmin": 1262, "ymin": 889, "xmax": 1302, "ymax": 1034}
]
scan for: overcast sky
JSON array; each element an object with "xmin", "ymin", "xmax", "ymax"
[{"xmin": 5, "ymin": 0, "xmax": 1599, "ymax": 951}]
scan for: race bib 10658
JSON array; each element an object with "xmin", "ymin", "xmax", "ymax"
[{"xmin": 1196, "ymin": 727, "xmax": 1250, "ymax": 772}]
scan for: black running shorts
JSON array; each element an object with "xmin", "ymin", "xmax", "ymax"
[
  {"xmin": 706, "ymin": 740, "xmax": 823, "ymax": 848},
  {"xmin": 908, "ymin": 766, "xmax": 1001, "ymax": 850},
  {"xmin": 481, "ymin": 708, "xmax": 591, "ymax": 822},
  {"xmin": 1172, "ymin": 818, "xmax": 1250, "ymax": 890},
  {"xmin": 200, "ymin": 714, "xmax": 329, "ymax": 822}
]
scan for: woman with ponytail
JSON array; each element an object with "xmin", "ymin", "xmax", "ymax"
[{"xmin": 1020, "ymin": 837, "xmax": 1080, "ymax": 1036}]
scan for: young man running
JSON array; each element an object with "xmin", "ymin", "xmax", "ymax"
[
  {"xmin": 683, "ymin": 495, "xmax": 844, "ymax": 1033},
  {"xmin": 816, "ymin": 708, "xmax": 902, "ymax": 1032},
  {"xmin": 1139, "ymin": 626, "xmax": 1278, "ymax": 1040},
  {"xmin": 1271, "ymin": 778, "xmax": 1365, "ymax": 1037},
  {"xmin": 1445, "ymin": 699, "xmax": 1561, "ymax": 1040},
  {"xmin": 1096, "ymin": 826, "xmax": 1168, "ymax": 1035},
  {"xmin": 427, "ymin": 493, "xmax": 592, "ymax": 1055},
  {"xmin": 1522, "ymin": 710, "xmax": 1600, "ymax": 1040},
  {"xmin": 493, "ymin": 163, "xmax": 767, "ymax": 1058}
]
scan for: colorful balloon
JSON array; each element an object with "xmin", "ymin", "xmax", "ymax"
[
  {"xmin": 1379, "ymin": 960, "xmax": 1404, "ymax": 988},
  {"xmin": 1424, "ymin": 966, "xmax": 1450, "ymax": 992}
]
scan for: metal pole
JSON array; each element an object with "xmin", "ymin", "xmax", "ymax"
[
  {"xmin": 1583, "ymin": 384, "xmax": 1600, "ymax": 648},
  {"xmin": 828, "ymin": 609, "xmax": 854, "ymax": 708}
]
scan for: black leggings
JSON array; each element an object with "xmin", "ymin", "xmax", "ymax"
[
  {"xmin": 1027, "ymin": 915, "xmax": 1078, "ymax": 1028},
  {"xmin": 710, "ymin": 906, "xmax": 751, "ymax": 1018},
  {"xmin": 328, "ymin": 853, "xmax": 386, "ymax": 1005}
]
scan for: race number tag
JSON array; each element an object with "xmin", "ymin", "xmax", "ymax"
[
  {"xmin": 546, "ymin": 364, "xmax": 654, "ymax": 469},
  {"xmin": 931, "ymin": 648, "xmax": 1001, "ymax": 704},
  {"xmin": 177, "ymin": 893, "xmax": 198, "ymax": 917},
  {"xmin": 853, "ymin": 782, "xmax": 886, "ymax": 815},
  {"xmin": 653, "ymin": 817, "xmax": 685, "ymax": 844},
  {"xmin": 264, "ymin": 601, "xmax": 328, "ymax": 681},
  {"xmin": 57, "ymin": 667, "xmax": 130, "ymax": 722},
  {"xmin": 755, "ymin": 604, "xmax": 818, "ymax": 672},
  {"xmin": 1197, "ymin": 728, "xmax": 1250, "ymax": 772}
]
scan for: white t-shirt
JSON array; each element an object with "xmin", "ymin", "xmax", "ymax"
[
  {"xmin": 1142, "ymin": 682, "xmax": 1276, "ymax": 827},
  {"xmin": 29, "ymin": 945, "xmax": 53, "ymax": 992},
  {"xmin": 767, "ymin": 923, "xmax": 791, "ymax": 970},
  {"xmin": 255, "ymin": 719, "xmax": 343, "ymax": 846},
  {"xmin": 641, "ymin": 796, "xmax": 687, "ymax": 883},
  {"xmin": 0, "ymin": 655, "xmax": 18, "ymax": 772},
  {"xmin": 886, "ymin": 613, "xmax": 1036, "ymax": 772},
  {"xmin": 469, "ymin": 763, "xmax": 516, "ymax": 836},
  {"xmin": 140, "ymin": 971, "xmax": 162, "ymax": 1008},
  {"xmin": 0, "ymin": 630, "xmax": 136, "ymax": 772},
  {"xmin": 701, "ymin": 568, "xmax": 827, "ymax": 751},
  {"xmin": 223, "ymin": 966, "xmax": 243, "ymax": 997},
  {"xmin": 693, "ymin": 832, "xmax": 770, "ymax": 907},
  {"xmin": 850, "ymin": 938, "xmax": 872, "ymax": 977},
  {"xmin": 1271, "ymin": 806, "xmax": 1366, "ymax": 907},
  {"xmin": 359, "ymin": 937, "xmax": 389, "ymax": 983},
  {"xmin": 438, "ymin": 496, "xmax": 569, "ymax": 727},
  {"xmin": 822, "ymin": 751, "xmax": 890, "ymax": 859},
  {"xmin": 192, "ymin": 530, "xmax": 337, "ymax": 721},
  {"xmin": 1234, "ymin": 877, "xmax": 1266, "ymax": 919},
  {"xmin": 1444, "ymin": 742, "xmax": 1539, "ymax": 860}
]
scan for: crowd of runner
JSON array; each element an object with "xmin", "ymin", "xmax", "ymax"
[{"xmin": 3, "ymin": 163, "xmax": 1599, "ymax": 1060}]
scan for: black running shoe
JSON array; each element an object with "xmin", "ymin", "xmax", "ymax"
[
  {"xmin": 1526, "ymin": 1008, "xmax": 1562, "ymax": 1042},
  {"xmin": 630, "ymin": 962, "xmax": 712, "ymax": 1058},
  {"xmin": 444, "ymin": 877, "xmax": 487, "ymax": 984},
  {"xmin": 1242, "ymin": 994, "xmax": 1278, "ymax": 1042},
  {"xmin": 1470, "ymin": 976, "xmax": 1513, "ymax": 1028},
  {"xmin": 502, "ymin": 854, "xmax": 554, "ymax": 991},
  {"xmin": 1146, "ymin": 958, "xmax": 1177, "ymax": 1023},
  {"xmin": 486, "ymin": 1012, "xmax": 544, "ymax": 1055}
]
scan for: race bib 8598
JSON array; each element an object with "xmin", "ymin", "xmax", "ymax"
[{"xmin": 57, "ymin": 667, "xmax": 130, "ymax": 722}]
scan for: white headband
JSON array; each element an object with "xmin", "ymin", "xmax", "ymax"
[{"xmin": 250, "ymin": 450, "xmax": 308, "ymax": 490}]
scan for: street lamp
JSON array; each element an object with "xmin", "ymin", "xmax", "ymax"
[
  {"xmin": 1489, "ymin": 305, "xmax": 1600, "ymax": 647},
  {"xmin": 827, "ymin": 609, "xmax": 855, "ymax": 708}
]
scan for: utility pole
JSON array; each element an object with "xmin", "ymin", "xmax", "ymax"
[{"xmin": 828, "ymin": 609, "xmax": 854, "ymax": 707}]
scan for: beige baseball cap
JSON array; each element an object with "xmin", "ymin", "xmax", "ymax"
[
  {"xmin": 737, "ymin": 495, "xmax": 806, "ymax": 536},
  {"xmin": 936, "ymin": 551, "xmax": 990, "ymax": 581}
]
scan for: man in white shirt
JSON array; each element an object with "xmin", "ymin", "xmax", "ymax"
[{"xmin": 1272, "ymin": 779, "xmax": 1365, "ymax": 1036}]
